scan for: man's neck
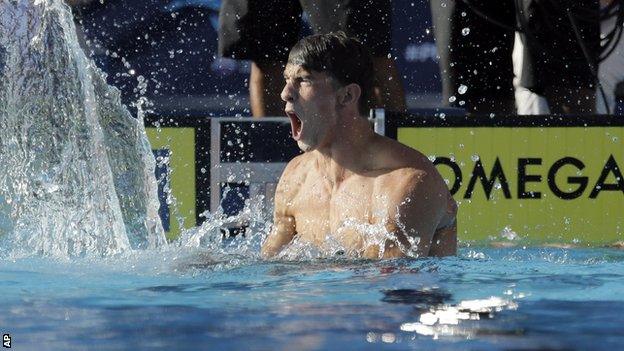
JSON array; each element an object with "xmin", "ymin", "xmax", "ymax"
[{"xmin": 314, "ymin": 113, "xmax": 377, "ymax": 185}]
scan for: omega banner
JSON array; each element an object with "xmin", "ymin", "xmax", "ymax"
[
  {"xmin": 388, "ymin": 114, "xmax": 624, "ymax": 245},
  {"xmin": 146, "ymin": 114, "xmax": 623, "ymax": 245}
]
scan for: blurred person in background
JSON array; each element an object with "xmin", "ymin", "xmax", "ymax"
[
  {"xmin": 218, "ymin": 0, "xmax": 407, "ymax": 117},
  {"xmin": 431, "ymin": 0, "xmax": 605, "ymax": 115},
  {"xmin": 513, "ymin": 0, "xmax": 623, "ymax": 115},
  {"xmin": 430, "ymin": 0, "xmax": 516, "ymax": 115},
  {"xmin": 596, "ymin": 0, "xmax": 624, "ymax": 114}
]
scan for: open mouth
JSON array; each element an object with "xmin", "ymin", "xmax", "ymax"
[{"xmin": 286, "ymin": 111, "xmax": 302, "ymax": 140}]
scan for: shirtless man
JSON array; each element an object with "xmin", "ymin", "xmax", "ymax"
[{"xmin": 261, "ymin": 33, "xmax": 457, "ymax": 259}]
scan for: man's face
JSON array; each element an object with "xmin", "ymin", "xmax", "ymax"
[{"xmin": 281, "ymin": 64, "xmax": 340, "ymax": 152}]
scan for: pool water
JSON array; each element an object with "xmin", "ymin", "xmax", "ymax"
[{"xmin": 2, "ymin": 246, "xmax": 624, "ymax": 350}]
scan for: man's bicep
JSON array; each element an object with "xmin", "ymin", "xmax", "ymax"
[{"xmin": 395, "ymin": 174, "xmax": 444, "ymax": 257}]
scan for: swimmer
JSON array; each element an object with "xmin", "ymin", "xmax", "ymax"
[{"xmin": 261, "ymin": 33, "xmax": 457, "ymax": 259}]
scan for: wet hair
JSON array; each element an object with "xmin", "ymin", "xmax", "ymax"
[{"xmin": 287, "ymin": 32, "xmax": 374, "ymax": 116}]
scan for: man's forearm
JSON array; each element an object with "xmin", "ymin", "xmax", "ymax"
[
  {"xmin": 260, "ymin": 237, "xmax": 287, "ymax": 258},
  {"xmin": 260, "ymin": 231, "xmax": 294, "ymax": 258}
]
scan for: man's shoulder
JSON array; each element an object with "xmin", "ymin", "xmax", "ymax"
[
  {"xmin": 374, "ymin": 165, "xmax": 452, "ymax": 220},
  {"xmin": 372, "ymin": 135, "xmax": 432, "ymax": 168},
  {"xmin": 371, "ymin": 137, "xmax": 447, "ymax": 199},
  {"xmin": 372, "ymin": 136, "xmax": 438, "ymax": 180},
  {"xmin": 282, "ymin": 152, "xmax": 312, "ymax": 177},
  {"xmin": 276, "ymin": 152, "xmax": 313, "ymax": 190},
  {"xmin": 375, "ymin": 167, "xmax": 429, "ymax": 193},
  {"xmin": 274, "ymin": 154, "xmax": 309, "ymax": 205}
]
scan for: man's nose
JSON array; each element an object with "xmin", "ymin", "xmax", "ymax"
[{"xmin": 280, "ymin": 82, "xmax": 295, "ymax": 103}]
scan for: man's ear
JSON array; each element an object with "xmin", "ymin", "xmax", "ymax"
[{"xmin": 338, "ymin": 83, "xmax": 362, "ymax": 107}]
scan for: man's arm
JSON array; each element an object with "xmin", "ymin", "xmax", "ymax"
[
  {"xmin": 369, "ymin": 170, "xmax": 448, "ymax": 259},
  {"xmin": 260, "ymin": 162, "xmax": 299, "ymax": 258},
  {"xmin": 261, "ymin": 212, "xmax": 296, "ymax": 258},
  {"xmin": 395, "ymin": 170, "xmax": 450, "ymax": 257}
]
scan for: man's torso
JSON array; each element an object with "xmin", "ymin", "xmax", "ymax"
[{"xmin": 281, "ymin": 145, "xmax": 456, "ymax": 257}]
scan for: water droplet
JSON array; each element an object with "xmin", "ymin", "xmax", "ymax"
[
  {"xmin": 471, "ymin": 154, "xmax": 480, "ymax": 161},
  {"xmin": 366, "ymin": 332, "xmax": 378, "ymax": 343},
  {"xmin": 448, "ymin": 95, "xmax": 456, "ymax": 103},
  {"xmin": 381, "ymin": 333, "xmax": 396, "ymax": 343},
  {"xmin": 458, "ymin": 84, "xmax": 468, "ymax": 95},
  {"xmin": 500, "ymin": 226, "xmax": 518, "ymax": 240},
  {"xmin": 462, "ymin": 27, "xmax": 470, "ymax": 36}
]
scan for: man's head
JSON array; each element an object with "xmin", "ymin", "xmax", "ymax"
[
  {"xmin": 287, "ymin": 32, "xmax": 374, "ymax": 115},
  {"xmin": 281, "ymin": 32, "xmax": 374, "ymax": 152}
]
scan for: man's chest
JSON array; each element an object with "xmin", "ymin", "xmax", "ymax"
[{"xmin": 288, "ymin": 175, "xmax": 395, "ymax": 243}]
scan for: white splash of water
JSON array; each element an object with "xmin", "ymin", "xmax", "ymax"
[
  {"xmin": 271, "ymin": 205, "xmax": 423, "ymax": 261},
  {"xmin": 0, "ymin": 0, "xmax": 165, "ymax": 258},
  {"xmin": 175, "ymin": 191, "xmax": 271, "ymax": 260},
  {"xmin": 500, "ymin": 225, "xmax": 519, "ymax": 241}
]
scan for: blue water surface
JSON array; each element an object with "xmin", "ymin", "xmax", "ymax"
[{"xmin": 1, "ymin": 247, "xmax": 624, "ymax": 350}]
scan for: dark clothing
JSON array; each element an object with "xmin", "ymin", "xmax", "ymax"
[
  {"xmin": 430, "ymin": 0, "xmax": 516, "ymax": 113},
  {"xmin": 516, "ymin": 0, "xmax": 600, "ymax": 95},
  {"xmin": 430, "ymin": 0, "xmax": 600, "ymax": 114},
  {"xmin": 218, "ymin": 0, "xmax": 392, "ymax": 62}
]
